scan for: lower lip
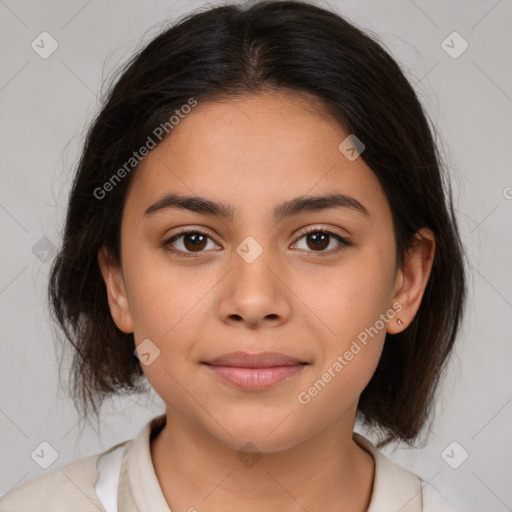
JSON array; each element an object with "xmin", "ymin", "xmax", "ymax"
[{"xmin": 204, "ymin": 364, "xmax": 306, "ymax": 390}]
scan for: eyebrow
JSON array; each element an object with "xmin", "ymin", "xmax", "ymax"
[{"xmin": 143, "ymin": 192, "xmax": 370, "ymax": 221}]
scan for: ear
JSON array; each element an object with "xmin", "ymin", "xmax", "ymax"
[
  {"xmin": 97, "ymin": 245, "xmax": 134, "ymax": 334},
  {"xmin": 387, "ymin": 228, "xmax": 436, "ymax": 334}
]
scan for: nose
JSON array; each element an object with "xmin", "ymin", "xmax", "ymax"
[{"xmin": 216, "ymin": 247, "xmax": 292, "ymax": 330}]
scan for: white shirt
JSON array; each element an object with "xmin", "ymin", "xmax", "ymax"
[{"xmin": 0, "ymin": 414, "xmax": 465, "ymax": 511}]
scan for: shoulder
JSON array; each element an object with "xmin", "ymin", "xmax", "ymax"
[
  {"xmin": 0, "ymin": 440, "xmax": 131, "ymax": 512},
  {"xmin": 353, "ymin": 432, "xmax": 466, "ymax": 512}
]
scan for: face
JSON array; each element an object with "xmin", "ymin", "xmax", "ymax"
[{"xmin": 99, "ymin": 91, "xmax": 430, "ymax": 453}]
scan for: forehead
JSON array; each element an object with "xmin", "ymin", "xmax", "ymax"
[{"xmin": 124, "ymin": 92, "xmax": 390, "ymax": 222}]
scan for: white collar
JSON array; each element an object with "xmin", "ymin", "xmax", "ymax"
[
  {"xmin": 353, "ymin": 432, "xmax": 422, "ymax": 511},
  {"xmin": 95, "ymin": 415, "xmax": 422, "ymax": 512}
]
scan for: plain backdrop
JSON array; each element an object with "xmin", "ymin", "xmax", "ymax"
[{"xmin": 0, "ymin": 0, "xmax": 511, "ymax": 510}]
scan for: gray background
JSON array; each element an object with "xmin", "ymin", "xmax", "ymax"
[{"xmin": 0, "ymin": 0, "xmax": 511, "ymax": 510}]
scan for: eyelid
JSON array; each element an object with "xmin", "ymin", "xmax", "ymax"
[
  {"xmin": 165, "ymin": 224, "xmax": 348, "ymax": 242},
  {"xmin": 162, "ymin": 224, "xmax": 351, "ymax": 257},
  {"xmin": 162, "ymin": 225, "xmax": 220, "ymax": 247},
  {"xmin": 294, "ymin": 224, "xmax": 349, "ymax": 239},
  {"xmin": 169, "ymin": 225, "xmax": 217, "ymax": 239},
  {"xmin": 290, "ymin": 225, "xmax": 351, "ymax": 256}
]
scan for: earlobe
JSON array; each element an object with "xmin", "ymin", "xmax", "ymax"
[
  {"xmin": 97, "ymin": 246, "xmax": 134, "ymax": 334},
  {"xmin": 387, "ymin": 228, "xmax": 435, "ymax": 334}
]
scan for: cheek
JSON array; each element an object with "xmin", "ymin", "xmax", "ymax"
[
  {"xmin": 124, "ymin": 245, "xmax": 206, "ymax": 337},
  {"xmin": 124, "ymin": 251, "xmax": 221, "ymax": 386},
  {"xmin": 299, "ymin": 242, "xmax": 395, "ymax": 393},
  {"xmin": 125, "ymin": 257, "xmax": 209, "ymax": 411},
  {"xmin": 313, "ymin": 246, "xmax": 395, "ymax": 341},
  {"xmin": 295, "ymin": 262, "xmax": 391, "ymax": 422},
  {"xmin": 294, "ymin": 343, "xmax": 382, "ymax": 434}
]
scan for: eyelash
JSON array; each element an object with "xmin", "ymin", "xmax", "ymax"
[{"xmin": 162, "ymin": 226, "xmax": 351, "ymax": 259}]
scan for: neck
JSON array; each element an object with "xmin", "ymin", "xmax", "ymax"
[{"xmin": 150, "ymin": 408, "xmax": 375, "ymax": 512}]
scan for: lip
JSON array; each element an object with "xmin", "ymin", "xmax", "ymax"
[
  {"xmin": 203, "ymin": 351, "xmax": 308, "ymax": 390},
  {"xmin": 206, "ymin": 351, "xmax": 306, "ymax": 368}
]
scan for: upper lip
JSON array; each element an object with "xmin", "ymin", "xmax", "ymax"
[{"xmin": 204, "ymin": 351, "xmax": 307, "ymax": 368}]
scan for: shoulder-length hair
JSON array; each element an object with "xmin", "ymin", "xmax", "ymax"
[{"xmin": 48, "ymin": 0, "xmax": 467, "ymax": 447}]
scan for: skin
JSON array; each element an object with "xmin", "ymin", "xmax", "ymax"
[{"xmin": 98, "ymin": 90, "xmax": 435, "ymax": 512}]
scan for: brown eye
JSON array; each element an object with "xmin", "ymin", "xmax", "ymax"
[
  {"xmin": 293, "ymin": 229, "xmax": 350, "ymax": 255},
  {"xmin": 181, "ymin": 232, "xmax": 208, "ymax": 252},
  {"xmin": 305, "ymin": 232, "xmax": 330, "ymax": 251},
  {"xmin": 164, "ymin": 230, "xmax": 219, "ymax": 257}
]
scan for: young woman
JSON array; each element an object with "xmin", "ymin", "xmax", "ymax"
[{"xmin": 0, "ymin": 1, "xmax": 467, "ymax": 511}]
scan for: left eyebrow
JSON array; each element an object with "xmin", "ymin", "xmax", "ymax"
[{"xmin": 143, "ymin": 192, "xmax": 370, "ymax": 221}]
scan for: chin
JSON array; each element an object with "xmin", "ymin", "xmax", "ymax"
[{"xmin": 205, "ymin": 413, "xmax": 307, "ymax": 454}]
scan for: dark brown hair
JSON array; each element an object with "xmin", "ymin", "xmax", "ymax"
[{"xmin": 48, "ymin": 0, "xmax": 467, "ymax": 446}]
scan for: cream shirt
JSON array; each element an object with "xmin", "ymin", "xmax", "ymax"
[{"xmin": 0, "ymin": 414, "xmax": 464, "ymax": 511}]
